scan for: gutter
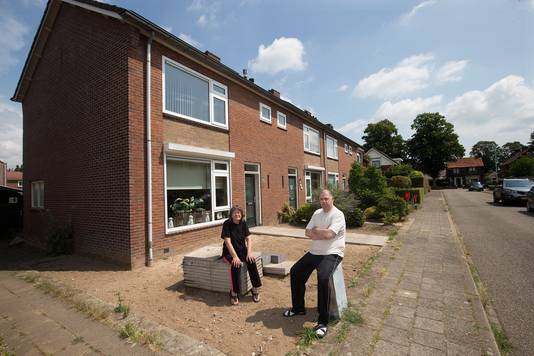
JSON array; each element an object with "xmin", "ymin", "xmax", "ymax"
[{"xmin": 146, "ymin": 31, "xmax": 154, "ymax": 267}]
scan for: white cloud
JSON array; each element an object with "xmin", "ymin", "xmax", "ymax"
[
  {"xmin": 0, "ymin": 13, "xmax": 29, "ymax": 73},
  {"xmin": 0, "ymin": 98, "xmax": 23, "ymax": 167},
  {"xmin": 162, "ymin": 25, "xmax": 173, "ymax": 33},
  {"xmin": 400, "ymin": 0, "xmax": 436, "ymax": 24},
  {"xmin": 436, "ymin": 60, "xmax": 469, "ymax": 82},
  {"xmin": 445, "ymin": 75, "xmax": 534, "ymax": 148},
  {"xmin": 197, "ymin": 15, "xmax": 208, "ymax": 27},
  {"xmin": 188, "ymin": 0, "xmax": 220, "ymax": 28},
  {"xmin": 337, "ymin": 84, "xmax": 349, "ymax": 92},
  {"xmin": 353, "ymin": 53, "xmax": 434, "ymax": 99},
  {"xmin": 249, "ymin": 37, "xmax": 307, "ymax": 75},
  {"xmin": 373, "ymin": 96, "xmax": 443, "ymax": 124},
  {"xmin": 178, "ymin": 33, "xmax": 201, "ymax": 47}
]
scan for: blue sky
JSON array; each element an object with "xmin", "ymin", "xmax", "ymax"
[{"xmin": 1, "ymin": 0, "xmax": 533, "ymax": 168}]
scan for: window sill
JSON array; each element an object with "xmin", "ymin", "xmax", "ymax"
[
  {"xmin": 327, "ymin": 156, "xmax": 339, "ymax": 161},
  {"xmin": 277, "ymin": 125, "xmax": 287, "ymax": 131},
  {"xmin": 304, "ymin": 150, "xmax": 321, "ymax": 156},
  {"xmin": 166, "ymin": 219, "xmax": 225, "ymax": 235},
  {"xmin": 260, "ymin": 118, "xmax": 272, "ymax": 125},
  {"xmin": 163, "ymin": 111, "xmax": 229, "ymax": 131}
]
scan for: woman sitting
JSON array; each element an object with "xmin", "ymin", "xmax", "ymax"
[{"xmin": 221, "ymin": 206, "xmax": 262, "ymax": 305}]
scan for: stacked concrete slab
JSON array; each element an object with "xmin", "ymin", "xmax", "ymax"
[
  {"xmin": 262, "ymin": 252, "xmax": 294, "ymax": 276},
  {"xmin": 182, "ymin": 245, "xmax": 262, "ymax": 295}
]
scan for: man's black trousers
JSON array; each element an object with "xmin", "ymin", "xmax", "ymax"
[{"xmin": 290, "ymin": 252, "xmax": 342, "ymax": 325}]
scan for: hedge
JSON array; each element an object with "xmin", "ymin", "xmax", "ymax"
[{"xmin": 394, "ymin": 188, "xmax": 425, "ymax": 204}]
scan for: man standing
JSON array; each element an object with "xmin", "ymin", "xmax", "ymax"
[{"xmin": 282, "ymin": 189, "xmax": 346, "ymax": 338}]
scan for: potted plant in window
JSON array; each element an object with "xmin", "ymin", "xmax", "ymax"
[{"xmin": 170, "ymin": 197, "xmax": 197, "ymax": 226}]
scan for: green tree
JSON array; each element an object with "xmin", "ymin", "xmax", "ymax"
[
  {"xmin": 510, "ymin": 156, "xmax": 534, "ymax": 177},
  {"xmin": 470, "ymin": 141, "xmax": 503, "ymax": 173},
  {"xmin": 407, "ymin": 112, "xmax": 465, "ymax": 180},
  {"xmin": 362, "ymin": 119, "xmax": 406, "ymax": 159},
  {"xmin": 348, "ymin": 163, "xmax": 388, "ymax": 208},
  {"xmin": 501, "ymin": 141, "xmax": 526, "ymax": 160}
]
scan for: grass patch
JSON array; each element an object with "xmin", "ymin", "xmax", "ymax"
[
  {"xmin": 342, "ymin": 307, "xmax": 363, "ymax": 325},
  {"xmin": 114, "ymin": 292, "xmax": 130, "ymax": 318},
  {"xmin": 120, "ymin": 322, "xmax": 162, "ymax": 351},
  {"xmin": 297, "ymin": 327, "xmax": 319, "ymax": 348},
  {"xmin": 71, "ymin": 336, "xmax": 84, "ymax": 345},
  {"xmin": 335, "ymin": 322, "xmax": 349, "ymax": 342},
  {"xmin": 387, "ymin": 229, "xmax": 398, "ymax": 241},
  {"xmin": 0, "ymin": 336, "xmax": 15, "ymax": 356},
  {"xmin": 491, "ymin": 322, "xmax": 512, "ymax": 354}
]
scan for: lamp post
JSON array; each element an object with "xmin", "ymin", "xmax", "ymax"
[{"xmin": 495, "ymin": 150, "xmax": 499, "ymax": 183}]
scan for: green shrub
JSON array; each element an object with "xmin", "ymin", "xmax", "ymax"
[
  {"xmin": 364, "ymin": 206, "xmax": 381, "ymax": 220},
  {"xmin": 410, "ymin": 176, "xmax": 424, "ymax": 188},
  {"xmin": 47, "ymin": 220, "xmax": 74, "ymax": 256},
  {"xmin": 377, "ymin": 192, "xmax": 408, "ymax": 219},
  {"xmin": 385, "ymin": 163, "xmax": 414, "ymax": 178},
  {"xmin": 290, "ymin": 203, "xmax": 318, "ymax": 225},
  {"xmin": 410, "ymin": 170, "xmax": 424, "ymax": 178},
  {"xmin": 394, "ymin": 188, "xmax": 424, "ymax": 204},
  {"xmin": 390, "ymin": 175, "xmax": 411, "ymax": 188},
  {"xmin": 346, "ymin": 208, "xmax": 365, "ymax": 227},
  {"xmin": 277, "ymin": 202, "xmax": 296, "ymax": 223},
  {"xmin": 382, "ymin": 212, "xmax": 400, "ymax": 225}
]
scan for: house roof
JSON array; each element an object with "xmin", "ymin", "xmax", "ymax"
[
  {"xmin": 500, "ymin": 147, "xmax": 530, "ymax": 166},
  {"xmin": 6, "ymin": 171, "xmax": 23, "ymax": 180},
  {"xmin": 365, "ymin": 148, "xmax": 400, "ymax": 166},
  {"xmin": 447, "ymin": 157, "xmax": 484, "ymax": 169},
  {"xmin": 12, "ymin": 0, "xmax": 363, "ymax": 150}
]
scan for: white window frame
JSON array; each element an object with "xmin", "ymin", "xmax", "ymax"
[
  {"xmin": 164, "ymin": 155, "xmax": 231, "ymax": 234},
  {"xmin": 371, "ymin": 159, "xmax": 381, "ymax": 167},
  {"xmin": 327, "ymin": 172, "xmax": 339, "ymax": 187},
  {"xmin": 17, "ymin": 181, "xmax": 22, "ymax": 188},
  {"xmin": 305, "ymin": 171, "xmax": 312, "ymax": 202},
  {"xmin": 31, "ymin": 181, "xmax": 44, "ymax": 209},
  {"xmin": 356, "ymin": 152, "xmax": 361, "ymax": 163},
  {"xmin": 303, "ymin": 124, "xmax": 320, "ymax": 155},
  {"xmin": 277, "ymin": 111, "xmax": 287, "ymax": 130},
  {"xmin": 162, "ymin": 56, "xmax": 228, "ymax": 129},
  {"xmin": 326, "ymin": 135, "xmax": 338, "ymax": 160},
  {"xmin": 348, "ymin": 145, "xmax": 353, "ymax": 155},
  {"xmin": 344, "ymin": 144, "xmax": 348, "ymax": 153},
  {"xmin": 259, "ymin": 103, "xmax": 272, "ymax": 124}
]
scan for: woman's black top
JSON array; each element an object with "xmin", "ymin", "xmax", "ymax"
[{"xmin": 221, "ymin": 219, "xmax": 250, "ymax": 259}]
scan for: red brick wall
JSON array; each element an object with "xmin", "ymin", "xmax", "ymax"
[{"xmin": 22, "ymin": 4, "xmax": 134, "ymax": 266}]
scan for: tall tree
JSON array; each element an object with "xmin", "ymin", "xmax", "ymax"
[
  {"xmin": 362, "ymin": 119, "xmax": 406, "ymax": 159},
  {"xmin": 407, "ymin": 112, "xmax": 464, "ymax": 179},
  {"xmin": 470, "ymin": 141, "xmax": 503, "ymax": 173},
  {"xmin": 510, "ymin": 156, "xmax": 534, "ymax": 177},
  {"xmin": 501, "ymin": 141, "xmax": 526, "ymax": 160}
]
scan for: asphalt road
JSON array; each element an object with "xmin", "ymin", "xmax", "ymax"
[{"xmin": 443, "ymin": 189, "xmax": 534, "ymax": 356}]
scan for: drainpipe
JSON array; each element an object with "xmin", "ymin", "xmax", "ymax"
[{"xmin": 146, "ymin": 32, "xmax": 154, "ymax": 267}]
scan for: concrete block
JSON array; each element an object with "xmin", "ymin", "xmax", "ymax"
[
  {"xmin": 262, "ymin": 260, "xmax": 294, "ymax": 276},
  {"xmin": 328, "ymin": 262, "xmax": 348, "ymax": 320}
]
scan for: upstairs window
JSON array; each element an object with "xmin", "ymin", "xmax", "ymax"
[
  {"xmin": 277, "ymin": 111, "xmax": 287, "ymax": 129},
  {"xmin": 260, "ymin": 103, "xmax": 272, "ymax": 123},
  {"xmin": 303, "ymin": 125, "xmax": 320, "ymax": 154},
  {"xmin": 326, "ymin": 136, "xmax": 338, "ymax": 159},
  {"xmin": 344, "ymin": 144, "xmax": 348, "ymax": 153},
  {"xmin": 31, "ymin": 181, "xmax": 44, "ymax": 209},
  {"xmin": 163, "ymin": 57, "xmax": 228, "ymax": 128}
]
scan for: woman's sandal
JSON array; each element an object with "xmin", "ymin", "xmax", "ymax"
[
  {"xmin": 313, "ymin": 323, "xmax": 328, "ymax": 338},
  {"xmin": 230, "ymin": 292, "xmax": 239, "ymax": 305},
  {"xmin": 251, "ymin": 288, "xmax": 260, "ymax": 303},
  {"xmin": 282, "ymin": 309, "xmax": 306, "ymax": 317}
]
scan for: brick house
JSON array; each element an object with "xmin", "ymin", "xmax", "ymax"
[
  {"xmin": 6, "ymin": 171, "xmax": 23, "ymax": 191},
  {"xmin": 446, "ymin": 157, "xmax": 484, "ymax": 187},
  {"xmin": 12, "ymin": 0, "xmax": 364, "ymax": 268}
]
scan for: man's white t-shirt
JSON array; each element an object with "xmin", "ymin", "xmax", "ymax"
[{"xmin": 306, "ymin": 206, "xmax": 346, "ymax": 257}]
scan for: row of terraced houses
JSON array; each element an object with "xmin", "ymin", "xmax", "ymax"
[{"xmin": 13, "ymin": 0, "xmax": 365, "ymax": 268}]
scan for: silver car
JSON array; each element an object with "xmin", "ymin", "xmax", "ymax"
[
  {"xmin": 527, "ymin": 186, "xmax": 534, "ymax": 212},
  {"xmin": 493, "ymin": 179, "xmax": 534, "ymax": 204}
]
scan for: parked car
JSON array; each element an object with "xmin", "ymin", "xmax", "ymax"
[
  {"xmin": 468, "ymin": 181, "xmax": 484, "ymax": 191},
  {"xmin": 493, "ymin": 178, "xmax": 534, "ymax": 204},
  {"xmin": 527, "ymin": 186, "xmax": 534, "ymax": 212}
]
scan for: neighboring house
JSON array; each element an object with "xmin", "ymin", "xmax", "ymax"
[
  {"xmin": 365, "ymin": 148, "xmax": 401, "ymax": 170},
  {"xmin": 0, "ymin": 160, "xmax": 6, "ymax": 186},
  {"xmin": 6, "ymin": 171, "xmax": 23, "ymax": 191},
  {"xmin": 446, "ymin": 157, "xmax": 484, "ymax": 187},
  {"xmin": 499, "ymin": 148, "xmax": 534, "ymax": 178},
  {"xmin": 12, "ymin": 0, "xmax": 364, "ymax": 268}
]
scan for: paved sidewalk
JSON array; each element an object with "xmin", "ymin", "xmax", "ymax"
[
  {"xmin": 309, "ymin": 191, "xmax": 500, "ymax": 356},
  {"xmin": 250, "ymin": 226, "xmax": 388, "ymax": 246},
  {"xmin": 0, "ymin": 271, "xmax": 157, "ymax": 356}
]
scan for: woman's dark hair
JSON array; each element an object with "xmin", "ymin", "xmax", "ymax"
[{"xmin": 229, "ymin": 206, "xmax": 245, "ymax": 221}]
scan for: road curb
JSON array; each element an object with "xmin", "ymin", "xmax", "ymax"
[{"xmin": 441, "ymin": 192, "xmax": 502, "ymax": 356}]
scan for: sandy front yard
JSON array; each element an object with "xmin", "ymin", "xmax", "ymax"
[{"xmin": 39, "ymin": 234, "xmax": 379, "ymax": 355}]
